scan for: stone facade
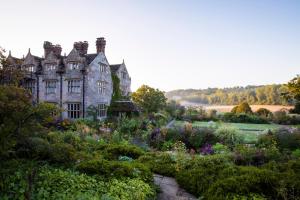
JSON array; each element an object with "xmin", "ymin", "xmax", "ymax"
[{"xmin": 7, "ymin": 37, "xmax": 131, "ymax": 120}]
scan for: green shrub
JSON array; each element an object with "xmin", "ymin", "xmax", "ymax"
[
  {"xmin": 16, "ymin": 137, "xmax": 51, "ymax": 159},
  {"xmin": 62, "ymin": 131, "xmax": 81, "ymax": 149},
  {"xmin": 33, "ymin": 166, "xmax": 105, "ymax": 200},
  {"xmin": 164, "ymin": 128, "xmax": 182, "ymax": 142},
  {"xmin": 256, "ymin": 108, "xmax": 273, "ymax": 119},
  {"xmin": 49, "ymin": 143, "xmax": 76, "ymax": 164},
  {"xmin": 104, "ymin": 178, "xmax": 155, "ymax": 200},
  {"xmin": 231, "ymin": 102, "xmax": 253, "ymax": 114},
  {"xmin": 175, "ymin": 154, "xmax": 234, "ymax": 197},
  {"xmin": 273, "ymin": 128, "xmax": 300, "ymax": 150},
  {"xmin": 205, "ymin": 166, "xmax": 278, "ymax": 200},
  {"xmin": 292, "ymin": 149, "xmax": 300, "ymax": 158},
  {"xmin": 222, "ymin": 113, "xmax": 268, "ymax": 124},
  {"xmin": 76, "ymin": 159, "xmax": 152, "ymax": 182},
  {"xmin": 46, "ymin": 131, "xmax": 64, "ymax": 144},
  {"xmin": 138, "ymin": 153, "xmax": 176, "ymax": 177},
  {"xmin": 215, "ymin": 126, "xmax": 243, "ymax": 148},
  {"xmin": 188, "ymin": 127, "xmax": 217, "ymax": 149},
  {"xmin": 100, "ymin": 144, "xmax": 145, "ymax": 160},
  {"xmin": 212, "ymin": 143, "xmax": 230, "ymax": 154}
]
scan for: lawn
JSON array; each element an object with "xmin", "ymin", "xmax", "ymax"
[{"xmin": 174, "ymin": 120, "xmax": 282, "ymax": 143}]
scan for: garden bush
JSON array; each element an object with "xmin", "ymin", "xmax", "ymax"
[
  {"xmin": 49, "ymin": 143, "xmax": 77, "ymax": 164},
  {"xmin": 138, "ymin": 152, "xmax": 177, "ymax": 177},
  {"xmin": 188, "ymin": 127, "xmax": 217, "ymax": 150},
  {"xmin": 0, "ymin": 162, "xmax": 155, "ymax": 200},
  {"xmin": 99, "ymin": 143, "xmax": 145, "ymax": 159},
  {"xmin": 76, "ymin": 159, "xmax": 152, "ymax": 183},
  {"xmin": 215, "ymin": 126, "xmax": 244, "ymax": 148},
  {"xmin": 175, "ymin": 154, "xmax": 234, "ymax": 197},
  {"xmin": 259, "ymin": 128, "xmax": 300, "ymax": 151},
  {"xmin": 222, "ymin": 112, "xmax": 268, "ymax": 124},
  {"xmin": 16, "ymin": 137, "xmax": 51, "ymax": 159},
  {"xmin": 205, "ymin": 166, "xmax": 278, "ymax": 200}
]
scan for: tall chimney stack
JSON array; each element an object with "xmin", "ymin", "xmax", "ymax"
[
  {"xmin": 73, "ymin": 41, "xmax": 89, "ymax": 55},
  {"xmin": 43, "ymin": 41, "xmax": 53, "ymax": 58},
  {"xmin": 96, "ymin": 37, "xmax": 106, "ymax": 54}
]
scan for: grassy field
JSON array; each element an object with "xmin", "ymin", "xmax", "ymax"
[
  {"xmin": 174, "ymin": 121, "xmax": 282, "ymax": 143},
  {"xmin": 180, "ymin": 102, "xmax": 293, "ymax": 113}
]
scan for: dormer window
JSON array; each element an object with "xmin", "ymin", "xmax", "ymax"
[
  {"xmin": 69, "ymin": 63, "xmax": 79, "ymax": 70},
  {"xmin": 45, "ymin": 64, "xmax": 56, "ymax": 71},
  {"xmin": 25, "ymin": 65, "xmax": 34, "ymax": 72}
]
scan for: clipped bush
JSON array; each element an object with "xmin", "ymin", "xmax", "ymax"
[
  {"xmin": 175, "ymin": 154, "xmax": 233, "ymax": 197},
  {"xmin": 205, "ymin": 166, "xmax": 278, "ymax": 199},
  {"xmin": 222, "ymin": 112, "xmax": 268, "ymax": 124},
  {"xmin": 76, "ymin": 159, "xmax": 152, "ymax": 183},
  {"xmin": 231, "ymin": 102, "xmax": 253, "ymax": 114},
  {"xmin": 256, "ymin": 108, "xmax": 273, "ymax": 119}
]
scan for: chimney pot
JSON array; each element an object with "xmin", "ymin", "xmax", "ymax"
[{"xmin": 96, "ymin": 37, "xmax": 106, "ymax": 54}]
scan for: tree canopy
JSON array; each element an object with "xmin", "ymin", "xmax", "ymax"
[
  {"xmin": 166, "ymin": 85, "xmax": 289, "ymax": 105},
  {"xmin": 131, "ymin": 85, "xmax": 167, "ymax": 113},
  {"xmin": 0, "ymin": 85, "xmax": 58, "ymax": 156},
  {"xmin": 284, "ymin": 75, "xmax": 300, "ymax": 113}
]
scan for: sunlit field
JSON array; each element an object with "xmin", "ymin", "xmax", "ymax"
[
  {"xmin": 179, "ymin": 102, "xmax": 293, "ymax": 113},
  {"xmin": 174, "ymin": 120, "xmax": 284, "ymax": 143}
]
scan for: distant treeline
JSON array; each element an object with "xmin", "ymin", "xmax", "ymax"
[{"xmin": 166, "ymin": 84, "xmax": 291, "ymax": 105}]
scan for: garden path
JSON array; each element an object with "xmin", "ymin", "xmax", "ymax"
[
  {"xmin": 154, "ymin": 174, "xmax": 197, "ymax": 200},
  {"xmin": 166, "ymin": 119, "xmax": 175, "ymax": 129}
]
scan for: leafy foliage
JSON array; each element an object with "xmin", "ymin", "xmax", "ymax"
[{"xmin": 132, "ymin": 85, "xmax": 167, "ymax": 113}]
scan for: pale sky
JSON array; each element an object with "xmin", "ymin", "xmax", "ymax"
[{"xmin": 0, "ymin": 0, "xmax": 299, "ymax": 91}]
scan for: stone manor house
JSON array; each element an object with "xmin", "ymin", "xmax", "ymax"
[{"xmin": 6, "ymin": 37, "xmax": 131, "ymax": 119}]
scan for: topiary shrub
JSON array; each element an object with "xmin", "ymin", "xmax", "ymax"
[
  {"xmin": 205, "ymin": 166, "xmax": 278, "ymax": 200},
  {"xmin": 256, "ymin": 108, "xmax": 273, "ymax": 119},
  {"xmin": 231, "ymin": 102, "xmax": 253, "ymax": 114},
  {"xmin": 76, "ymin": 159, "xmax": 152, "ymax": 183},
  {"xmin": 175, "ymin": 154, "xmax": 234, "ymax": 197},
  {"xmin": 100, "ymin": 144, "xmax": 145, "ymax": 160}
]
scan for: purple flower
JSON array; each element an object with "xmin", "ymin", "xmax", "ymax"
[{"xmin": 200, "ymin": 143, "xmax": 214, "ymax": 155}]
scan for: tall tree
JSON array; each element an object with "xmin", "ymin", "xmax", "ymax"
[
  {"xmin": 132, "ymin": 85, "xmax": 167, "ymax": 113},
  {"xmin": 0, "ymin": 47, "xmax": 24, "ymax": 85},
  {"xmin": 284, "ymin": 75, "xmax": 300, "ymax": 113},
  {"xmin": 0, "ymin": 85, "xmax": 58, "ymax": 156}
]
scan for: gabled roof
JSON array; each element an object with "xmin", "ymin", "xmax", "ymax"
[
  {"xmin": 85, "ymin": 53, "xmax": 97, "ymax": 65},
  {"xmin": 110, "ymin": 64, "xmax": 121, "ymax": 74}
]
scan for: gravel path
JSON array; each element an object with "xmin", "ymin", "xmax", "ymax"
[{"xmin": 154, "ymin": 174, "xmax": 197, "ymax": 200}]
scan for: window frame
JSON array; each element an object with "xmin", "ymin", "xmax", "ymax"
[
  {"xmin": 68, "ymin": 79, "xmax": 81, "ymax": 93},
  {"xmin": 45, "ymin": 80, "xmax": 57, "ymax": 94},
  {"xmin": 67, "ymin": 103, "xmax": 81, "ymax": 119},
  {"xmin": 24, "ymin": 80, "xmax": 35, "ymax": 94},
  {"xmin": 97, "ymin": 103, "xmax": 107, "ymax": 118},
  {"xmin": 68, "ymin": 62, "xmax": 79, "ymax": 70},
  {"xmin": 45, "ymin": 64, "xmax": 56, "ymax": 71},
  {"xmin": 97, "ymin": 80, "xmax": 106, "ymax": 94}
]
